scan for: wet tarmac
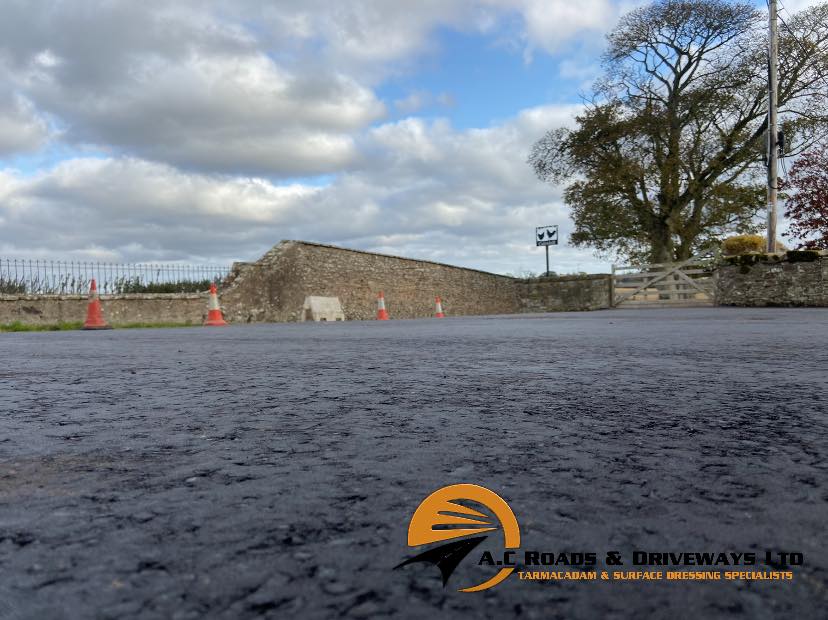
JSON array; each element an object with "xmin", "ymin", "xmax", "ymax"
[{"xmin": 1, "ymin": 308, "xmax": 826, "ymax": 619}]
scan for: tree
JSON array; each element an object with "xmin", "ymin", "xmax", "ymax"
[
  {"xmin": 529, "ymin": 0, "xmax": 828, "ymax": 263},
  {"xmin": 781, "ymin": 147, "xmax": 828, "ymax": 249}
]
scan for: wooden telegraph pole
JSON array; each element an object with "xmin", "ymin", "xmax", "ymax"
[{"xmin": 767, "ymin": 0, "xmax": 779, "ymax": 253}]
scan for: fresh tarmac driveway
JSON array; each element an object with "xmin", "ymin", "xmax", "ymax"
[{"xmin": 1, "ymin": 308, "xmax": 826, "ymax": 619}]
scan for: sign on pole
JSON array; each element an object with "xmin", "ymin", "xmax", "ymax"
[
  {"xmin": 536, "ymin": 225, "xmax": 558, "ymax": 246},
  {"xmin": 535, "ymin": 225, "xmax": 558, "ymax": 276}
]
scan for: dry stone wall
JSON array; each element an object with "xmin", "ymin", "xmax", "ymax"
[
  {"xmin": 716, "ymin": 251, "xmax": 828, "ymax": 306},
  {"xmin": 221, "ymin": 241, "xmax": 521, "ymax": 322},
  {"xmin": 516, "ymin": 274, "xmax": 612, "ymax": 312},
  {"xmin": 1, "ymin": 241, "xmax": 614, "ymax": 326},
  {"xmin": 0, "ymin": 293, "xmax": 206, "ymax": 326}
]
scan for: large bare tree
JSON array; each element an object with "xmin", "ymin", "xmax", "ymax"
[{"xmin": 529, "ymin": 0, "xmax": 828, "ymax": 263}]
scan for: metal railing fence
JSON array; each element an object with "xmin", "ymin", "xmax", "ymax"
[{"xmin": 0, "ymin": 259, "xmax": 231, "ymax": 295}]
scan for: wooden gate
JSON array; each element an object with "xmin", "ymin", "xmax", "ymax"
[{"xmin": 611, "ymin": 248, "xmax": 718, "ymax": 308}]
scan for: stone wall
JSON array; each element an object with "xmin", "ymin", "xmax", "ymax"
[
  {"xmin": 515, "ymin": 274, "xmax": 612, "ymax": 312},
  {"xmin": 220, "ymin": 240, "xmax": 613, "ymax": 322},
  {"xmin": 1, "ymin": 241, "xmax": 614, "ymax": 326},
  {"xmin": 715, "ymin": 251, "xmax": 828, "ymax": 306},
  {"xmin": 221, "ymin": 241, "xmax": 520, "ymax": 322},
  {"xmin": 0, "ymin": 293, "xmax": 206, "ymax": 326}
]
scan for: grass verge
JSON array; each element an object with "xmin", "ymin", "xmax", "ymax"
[{"xmin": 0, "ymin": 321, "xmax": 198, "ymax": 332}]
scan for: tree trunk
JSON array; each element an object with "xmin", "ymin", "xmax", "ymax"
[
  {"xmin": 650, "ymin": 220, "xmax": 677, "ymax": 300},
  {"xmin": 649, "ymin": 221, "xmax": 674, "ymax": 264}
]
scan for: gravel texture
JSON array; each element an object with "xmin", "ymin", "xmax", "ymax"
[{"xmin": 1, "ymin": 307, "xmax": 826, "ymax": 619}]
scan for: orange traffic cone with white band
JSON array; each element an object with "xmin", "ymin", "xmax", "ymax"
[
  {"xmin": 82, "ymin": 279, "xmax": 112, "ymax": 330},
  {"xmin": 434, "ymin": 296, "xmax": 445, "ymax": 318},
  {"xmin": 376, "ymin": 291, "xmax": 389, "ymax": 320},
  {"xmin": 204, "ymin": 283, "xmax": 228, "ymax": 326}
]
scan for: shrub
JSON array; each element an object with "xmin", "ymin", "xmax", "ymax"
[
  {"xmin": 722, "ymin": 234, "xmax": 765, "ymax": 255},
  {"xmin": 0, "ymin": 277, "xmax": 28, "ymax": 294},
  {"xmin": 111, "ymin": 277, "xmax": 213, "ymax": 294},
  {"xmin": 721, "ymin": 234, "xmax": 787, "ymax": 255},
  {"xmin": 721, "ymin": 235, "xmax": 756, "ymax": 255}
]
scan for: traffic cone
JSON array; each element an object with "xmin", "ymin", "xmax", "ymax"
[
  {"xmin": 434, "ymin": 296, "xmax": 445, "ymax": 318},
  {"xmin": 204, "ymin": 283, "xmax": 228, "ymax": 327},
  {"xmin": 82, "ymin": 279, "xmax": 112, "ymax": 330},
  {"xmin": 376, "ymin": 291, "xmax": 390, "ymax": 320}
]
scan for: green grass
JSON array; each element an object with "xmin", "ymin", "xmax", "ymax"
[
  {"xmin": 0, "ymin": 320, "xmax": 198, "ymax": 332},
  {"xmin": 0, "ymin": 321, "xmax": 83, "ymax": 332}
]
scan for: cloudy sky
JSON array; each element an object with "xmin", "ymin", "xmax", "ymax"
[{"xmin": 0, "ymin": 0, "xmax": 807, "ymax": 275}]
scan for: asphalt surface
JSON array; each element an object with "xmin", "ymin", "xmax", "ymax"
[{"xmin": 1, "ymin": 308, "xmax": 826, "ymax": 619}]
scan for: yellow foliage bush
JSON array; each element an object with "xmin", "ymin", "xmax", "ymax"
[{"xmin": 721, "ymin": 235, "xmax": 785, "ymax": 255}]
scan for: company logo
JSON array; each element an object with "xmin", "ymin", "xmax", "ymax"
[
  {"xmin": 394, "ymin": 483, "xmax": 520, "ymax": 592},
  {"xmin": 395, "ymin": 485, "xmax": 805, "ymax": 591}
]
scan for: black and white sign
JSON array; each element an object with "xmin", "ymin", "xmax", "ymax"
[{"xmin": 535, "ymin": 225, "xmax": 558, "ymax": 246}]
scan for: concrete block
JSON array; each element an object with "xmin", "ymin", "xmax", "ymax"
[{"xmin": 302, "ymin": 296, "xmax": 345, "ymax": 322}]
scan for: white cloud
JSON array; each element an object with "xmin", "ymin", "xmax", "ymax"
[
  {"xmin": 779, "ymin": 0, "xmax": 824, "ymax": 11},
  {"xmin": 0, "ymin": 1, "xmax": 642, "ymax": 273},
  {"xmin": 0, "ymin": 1, "xmax": 625, "ymax": 176},
  {"xmin": 516, "ymin": 0, "xmax": 619, "ymax": 56},
  {"xmin": 11, "ymin": 39, "xmax": 383, "ymax": 176},
  {"xmin": 1, "ymin": 1, "xmax": 389, "ymax": 176},
  {"xmin": 0, "ymin": 157, "xmax": 321, "ymax": 261},
  {"xmin": 0, "ymin": 103, "xmax": 604, "ymax": 273},
  {"xmin": 0, "ymin": 92, "xmax": 50, "ymax": 156}
]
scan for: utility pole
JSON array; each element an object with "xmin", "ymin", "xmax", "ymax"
[{"xmin": 767, "ymin": 0, "xmax": 779, "ymax": 253}]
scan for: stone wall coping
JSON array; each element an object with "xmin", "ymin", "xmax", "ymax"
[
  {"xmin": 0, "ymin": 293, "xmax": 206, "ymax": 302},
  {"xmin": 282, "ymin": 240, "xmax": 518, "ymax": 280},
  {"xmin": 721, "ymin": 249, "xmax": 827, "ymax": 263}
]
